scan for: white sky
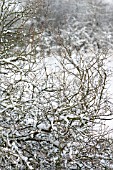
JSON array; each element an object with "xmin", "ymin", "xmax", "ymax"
[{"xmin": 103, "ymin": 0, "xmax": 113, "ymax": 4}]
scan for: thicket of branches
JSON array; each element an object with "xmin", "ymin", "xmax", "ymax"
[{"xmin": 0, "ymin": 0, "xmax": 113, "ymax": 169}]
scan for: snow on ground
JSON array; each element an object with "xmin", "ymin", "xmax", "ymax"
[{"xmin": 104, "ymin": 50, "xmax": 113, "ymax": 134}]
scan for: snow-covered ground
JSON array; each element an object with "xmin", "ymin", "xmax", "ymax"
[{"xmin": 105, "ymin": 51, "xmax": 113, "ymax": 133}]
